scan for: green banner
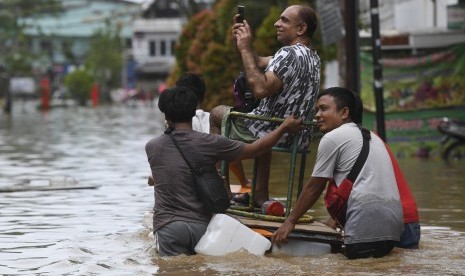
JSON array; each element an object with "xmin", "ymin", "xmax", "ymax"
[
  {"xmin": 361, "ymin": 44, "xmax": 465, "ymax": 113},
  {"xmin": 363, "ymin": 107, "xmax": 465, "ymax": 158}
]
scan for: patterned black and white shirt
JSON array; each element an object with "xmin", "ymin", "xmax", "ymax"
[{"xmin": 247, "ymin": 43, "xmax": 321, "ymax": 149}]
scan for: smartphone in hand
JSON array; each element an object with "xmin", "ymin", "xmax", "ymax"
[{"xmin": 237, "ymin": 5, "xmax": 245, "ymax": 23}]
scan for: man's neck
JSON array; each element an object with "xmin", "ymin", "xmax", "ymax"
[
  {"xmin": 290, "ymin": 36, "xmax": 311, "ymax": 47},
  {"xmin": 173, "ymin": 122, "xmax": 192, "ymax": 130}
]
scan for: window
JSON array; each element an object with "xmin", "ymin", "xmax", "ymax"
[
  {"xmin": 149, "ymin": 41, "xmax": 156, "ymax": 56},
  {"xmin": 160, "ymin": 40, "xmax": 166, "ymax": 56},
  {"xmin": 148, "ymin": 38, "xmax": 176, "ymax": 57}
]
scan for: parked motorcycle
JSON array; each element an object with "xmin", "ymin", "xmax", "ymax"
[{"xmin": 437, "ymin": 117, "xmax": 465, "ymax": 164}]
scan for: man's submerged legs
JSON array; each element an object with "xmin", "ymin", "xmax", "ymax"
[{"xmin": 345, "ymin": 240, "xmax": 397, "ymax": 259}]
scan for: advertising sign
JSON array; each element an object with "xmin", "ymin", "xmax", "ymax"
[
  {"xmin": 361, "ymin": 44, "xmax": 465, "ymax": 157},
  {"xmin": 361, "ymin": 44, "xmax": 465, "ymax": 113}
]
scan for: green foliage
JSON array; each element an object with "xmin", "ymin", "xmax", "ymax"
[
  {"xmin": 63, "ymin": 69, "xmax": 94, "ymax": 106},
  {"xmin": 172, "ymin": 9, "xmax": 213, "ymax": 79},
  {"xmin": 254, "ymin": 6, "xmax": 281, "ymax": 56},
  {"xmin": 0, "ymin": 0, "xmax": 61, "ymax": 74},
  {"xmin": 185, "ymin": 11, "xmax": 216, "ymax": 74},
  {"xmin": 84, "ymin": 20, "xmax": 123, "ymax": 91},
  {"xmin": 3, "ymin": 48, "xmax": 34, "ymax": 74},
  {"xmin": 214, "ymin": 0, "xmax": 275, "ymax": 39},
  {"xmin": 170, "ymin": 0, "xmax": 281, "ymax": 109},
  {"xmin": 201, "ymin": 41, "xmax": 240, "ymax": 108}
]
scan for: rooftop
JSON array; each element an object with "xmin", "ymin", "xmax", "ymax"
[{"xmin": 21, "ymin": 0, "xmax": 141, "ymax": 38}]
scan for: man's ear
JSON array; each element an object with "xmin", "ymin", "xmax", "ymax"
[
  {"xmin": 165, "ymin": 117, "xmax": 173, "ymax": 127},
  {"xmin": 297, "ymin": 23, "xmax": 307, "ymax": 36},
  {"xmin": 340, "ymin": 107, "xmax": 350, "ymax": 120}
]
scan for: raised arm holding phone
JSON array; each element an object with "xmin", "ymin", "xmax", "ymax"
[{"xmin": 210, "ymin": 4, "xmax": 321, "ymax": 207}]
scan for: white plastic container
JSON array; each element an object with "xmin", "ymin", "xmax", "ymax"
[
  {"xmin": 271, "ymin": 239, "xmax": 331, "ymax": 256},
  {"xmin": 195, "ymin": 214, "xmax": 271, "ymax": 256}
]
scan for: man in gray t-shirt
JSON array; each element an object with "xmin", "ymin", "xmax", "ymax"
[
  {"xmin": 146, "ymin": 86, "xmax": 302, "ymax": 256},
  {"xmin": 272, "ymin": 87, "xmax": 403, "ymax": 259}
]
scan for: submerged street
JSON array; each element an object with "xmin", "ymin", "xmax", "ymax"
[{"xmin": 0, "ymin": 102, "xmax": 464, "ymax": 275}]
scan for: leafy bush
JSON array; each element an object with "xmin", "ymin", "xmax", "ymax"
[{"xmin": 64, "ymin": 69, "xmax": 94, "ymax": 105}]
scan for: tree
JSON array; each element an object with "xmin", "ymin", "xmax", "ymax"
[
  {"xmin": 0, "ymin": 0, "xmax": 61, "ymax": 74},
  {"xmin": 253, "ymin": 6, "xmax": 281, "ymax": 57},
  {"xmin": 171, "ymin": 9, "xmax": 214, "ymax": 77},
  {"xmin": 169, "ymin": 0, "xmax": 278, "ymax": 110},
  {"xmin": 0, "ymin": 0, "xmax": 61, "ymax": 113},
  {"xmin": 84, "ymin": 20, "xmax": 124, "ymax": 104},
  {"xmin": 63, "ymin": 68, "xmax": 94, "ymax": 106}
]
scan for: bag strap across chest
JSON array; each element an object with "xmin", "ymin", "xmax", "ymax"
[
  {"xmin": 167, "ymin": 131, "xmax": 200, "ymax": 176},
  {"xmin": 346, "ymin": 126, "xmax": 371, "ymax": 183}
]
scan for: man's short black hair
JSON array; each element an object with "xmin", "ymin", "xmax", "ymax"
[
  {"xmin": 175, "ymin": 73, "xmax": 206, "ymax": 104},
  {"xmin": 298, "ymin": 5, "xmax": 317, "ymax": 39},
  {"xmin": 158, "ymin": 86, "xmax": 197, "ymax": 123},
  {"xmin": 318, "ymin": 87, "xmax": 363, "ymax": 124}
]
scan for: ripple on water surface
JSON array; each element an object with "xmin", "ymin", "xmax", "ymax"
[{"xmin": 1, "ymin": 103, "xmax": 465, "ymax": 275}]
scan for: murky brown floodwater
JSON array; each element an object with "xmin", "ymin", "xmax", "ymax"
[{"xmin": 1, "ymin": 101, "xmax": 464, "ymax": 275}]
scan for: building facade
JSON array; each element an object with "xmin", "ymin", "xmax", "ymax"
[
  {"xmin": 131, "ymin": 0, "xmax": 187, "ymax": 92},
  {"xmin": 21, "ymin": 0, "xmax": 140, "ymax": 97}
]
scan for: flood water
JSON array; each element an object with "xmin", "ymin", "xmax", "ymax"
[{"xmin": 1, "ymin": 101, "xmax": 464, "ymax": 275}]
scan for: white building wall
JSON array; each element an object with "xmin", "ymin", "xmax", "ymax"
[
  {"xmin": 360, "ymin": 0, "xmax": 459, "ymax": 31},
  {"xmin": 394, "ymin": 0, "xmax": 458, "ymax": 30}
]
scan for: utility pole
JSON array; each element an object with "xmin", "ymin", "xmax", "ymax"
[
  {"xmin": 344, "ymin": 0, "xmax": 360, "ymax": 94},
  {"xmin": 1, "ymin": 71, "xmax": 11, "ymax": 114},
  {"xmin": 370, "ymin": 0, "xmax": 386, "ymax": 141}
]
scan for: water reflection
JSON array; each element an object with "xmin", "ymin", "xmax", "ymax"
[{"xmin": 0, "ymin": 102, "xmax": 464, "ymax": 275}]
